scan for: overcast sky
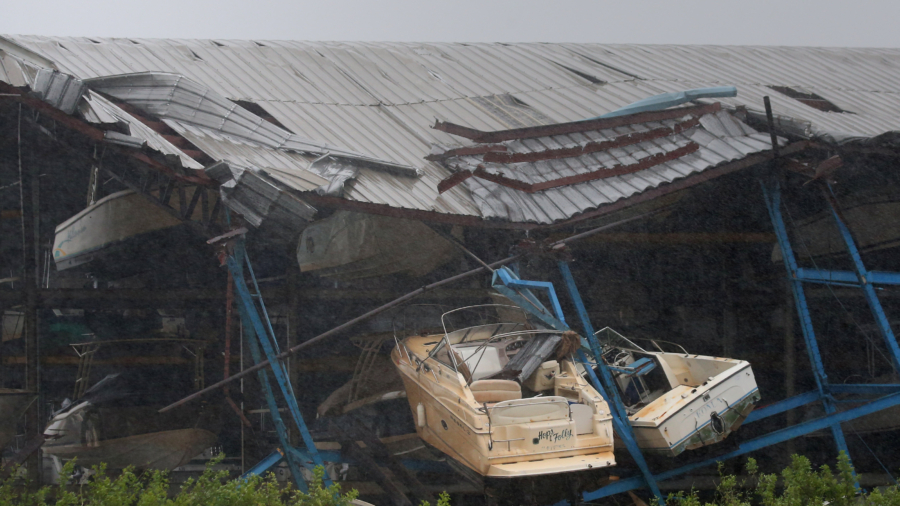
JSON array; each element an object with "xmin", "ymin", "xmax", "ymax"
[{"xmin": 2, "ymin": 0, "xmax": 899, "ymax": 47}]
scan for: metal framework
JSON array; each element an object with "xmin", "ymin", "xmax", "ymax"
[
  {"xmin": 223, "ymin": 237, "xmax": 330, "ymax": 491},
  {"xmin": 494, "ymin": 177, "xmax": 900, "ymax": 505}
]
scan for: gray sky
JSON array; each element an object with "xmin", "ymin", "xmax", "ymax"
[{"xmin": 3, "ymin": 0, "xmax": 899, "ymax": 47}]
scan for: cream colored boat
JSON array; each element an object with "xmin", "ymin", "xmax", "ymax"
[
  {"xmin": 597, "ymin": 329, "xmax": 760, "ymax": 456},
  {"xmin": 391, "ymin": 305, "xmax": 616, "ymax": 478}
]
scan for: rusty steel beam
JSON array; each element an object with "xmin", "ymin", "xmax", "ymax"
[
  {"xmin": 436, "ymin": 170, "xmax": 474, "ymax": 194},
  {"xmin": 546, "ymin": 140, "xmax": 812, "ymax": 229},
  {"xmin": 0, "ymin": 82, "xmax": 103, "ymax": 142},
  {"xmin": 312, "ymin": 142, "xmax": 812, "ymax": 230},
  {"xmin": 301, "ymin": 192, "xmax": 537, "ymax": 229},
  {"xmin": 549, "ymin": 231, "xmax": 777, "ymax": 246},
  {"xmin": 0, "ymin": 83, "xmax": 213, "ymax": 187},
  {"xmin": 424, "ymin": 143, "xmax": 507, "ymax": 162},
  {"xmin": 433, "ymin": 102, "xmax": 721, "ymax": 143},
  {"xmin": 469, "ymin": 142, "xmax": 700, "ymax": 194},
  {"xmin": 481, "ymin": 117, "xmax": 700, "ymax": 164},
  {"xmin": 127, "ymin": 152, "xmax": 212, "ymax": 186}
]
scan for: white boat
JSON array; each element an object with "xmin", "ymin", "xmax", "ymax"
[
  {"xmin": 42, "ymin": 374, "xmax": 218, "ymax": 471},
  {"xmin": 41, "ymin": 425, "xmax": 216, "ymax": 471},
  {"xmin": 392, "ymin": 305, "xmax": 616, "ymax": 478},
  {"xmin": 297, "ymin": 211, "xmax": 458, "ymax": 280},
  {"xmin": 53, "ymin": 190, "xmax": 185, "ymax": 273},
  {"xmin": 597, "ymin": 328, "xmax": 760, "ymax": 456},
  {"xmin": 43, "ymin": 339, "xmax": 218, "ymax": 471}
]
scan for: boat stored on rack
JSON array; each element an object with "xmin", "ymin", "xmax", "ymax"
[
  {"xmin": 597, "ymin": 328, "xmax": 760, "ymax": 456},
  {"xmin": 42, "ymin": 339, "xmax": 218, "ymax": 471},
  {"xmin": 391, "ymin": 305, "xmax": 616, "ymax": 478}
]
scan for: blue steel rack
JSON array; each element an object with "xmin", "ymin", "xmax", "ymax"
[
  {"xmin": 495, "ymin": 177, "xmax": 900, "ymax": 504},
  {"xmin": 220, "ymin": 236, "xmax": 331, "ymax": 491}
]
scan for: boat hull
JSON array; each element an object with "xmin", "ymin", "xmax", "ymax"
[
  {"xmin": 629, "ymin": 360, "xmax": 759, "ymax": 456},
  {"xmin": 392, "ymin": 346, "xmax": 615, "ymax": 478},
  {"xmin": 52, "ymin": 189, "xmax": 211, "ymax": 282},
  {"xmin": 42, "ymin": 428, "xmax": 217, "ymax": 471}
]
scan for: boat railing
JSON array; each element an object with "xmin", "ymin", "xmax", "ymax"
[
  {"xmin": 440, "ymin": 304, "xmax": 529, "ymax": 339},
  {"xmin": 594, "ymin": 327, "xmax": 689, "ymax": 355}
]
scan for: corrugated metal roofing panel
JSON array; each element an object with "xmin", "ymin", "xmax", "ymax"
[
  {"xmin": 170, "ymin": 122, "xmax": 326, "ymax": 191},
  {"xmin": 438, "ymin": 107, "xmax": 782, "ymax": 224},
  {"xmin": 80, "ymin": 91, "xmax": 203, "ymax": 169},
  {"xmin": 2, "ymin": 35, "xmax": 898, "ymax": 225}
]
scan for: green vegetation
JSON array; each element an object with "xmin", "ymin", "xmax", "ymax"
[
  {"xmin": 665, "ymin": 452, "xmax": 900, "ymax": 506},
  {"xmin": 0, "ymin": 458, "xmax": 358, "ymax": 506},
  {"xmin": 3, "ymin": 452, "xmax": 900, "ymax": 505},
  {"xmin": 420, "ymin": 492, "xmax": 452, "ymax": 506}
]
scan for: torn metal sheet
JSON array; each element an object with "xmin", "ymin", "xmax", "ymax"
[
  {"xmin": 206, "ymin": 162, "xmax": 317, "ymax": 240},
  {"xmin": 436, "ymin": 107, "xmax": 783, "ymax": 223},
  {"xmin": 86, "ymin": 73, "xmax": 418, "ymax": 177},
  {"xmin": 80, "ymin": 91, "xmax": 203, "ymax": 170},
  {"xmin": 31, "ymin": 68, "xmax": 84, "ymax": 114}
]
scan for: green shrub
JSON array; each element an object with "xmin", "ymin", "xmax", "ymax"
[
  {"xmin": 664, "ymin": 451, "xmax": 900, "ymax": 506},
  {"xmin": 0, "ymin": 457, "xmax": 359, "ymax": 506}
]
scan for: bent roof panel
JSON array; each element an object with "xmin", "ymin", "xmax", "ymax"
[{"xmin": 4, "ymin": 36, "xmax": 899, "ymax": 226}]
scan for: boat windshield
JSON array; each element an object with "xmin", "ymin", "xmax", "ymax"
[
  {"xmin": 426, "ymin": 305, "xmax": 551, "ymax": 381},
  {"xmin": 440, "ymin": 305, "xmax": 531, "ymax": 345}
]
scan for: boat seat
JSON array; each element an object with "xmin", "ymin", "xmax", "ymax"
[{"xmin": 470, "ymin": 380, "xmax": 522, "ymax": 403}]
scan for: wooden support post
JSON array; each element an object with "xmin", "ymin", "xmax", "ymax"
[{"xmin": 17, "ymin": 105, "xmax": 41, "ymax": 484}]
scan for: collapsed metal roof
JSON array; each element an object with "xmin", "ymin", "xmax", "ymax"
[
  {"xmin": 1, "ymin": 36, "xmax": 896, "ymax": 227},
  {"xmin": 431, "ymin": 103, "xmax": 781, "ymax": 224}
]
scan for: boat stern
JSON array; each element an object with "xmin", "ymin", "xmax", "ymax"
[
  {"xmin": 632, "ymin": 360, "xmax": 760, "ymax": 457},
  {"xmin": 487, "ymin": 450, "xmax": 615, "ymax": 477}
]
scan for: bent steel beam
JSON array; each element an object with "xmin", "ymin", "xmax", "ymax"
[
  {"xmin": 228, "ymin": 240, "xmax": 331, "ymax": 490},
  {"xmin": 558, "ymin": 261, "xmax": 665, "ymax": 503},
  {"xmin": 581, "ymin": 390, "xmax": 900, "ymax": 501}
]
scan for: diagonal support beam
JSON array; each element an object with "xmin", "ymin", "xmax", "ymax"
[
  {"xmin": 745, "ymin": 390, "xmax": 822, "ymax": 424},
  {"xmin": 824, "ymin": 185, "xmax": 900, "ymax": 373},
  {"xmin": 580, "ymin": 390, "xmax": 900, "ymax": 501},
  {"xmin": 557, "ymin": 261, "xmax": 664, "ymax": 504},
  {"xmin": 227, "ymin": 241, "xmax": 331, "ymax": 489},
  {"xmin": 760, "ymin": 179, "xmax": 853, "ymax": 472},
  {"xmin": 238, "ymin": 313, "xmax": 307, "ymax": 491}
]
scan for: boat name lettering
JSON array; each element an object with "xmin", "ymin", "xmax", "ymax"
[
  {"xmin": 450, "ymin": 416, "xmax": 470, "ymax": 434},
  {"xmin": 57, "ymin": 223, "xmax": 88, "ymax": 250},
  {"xmin": 66, "ymin": 224, "xmax": 87, "ymax": 241},
  {"xmin": 535, "ymin": 428, "xmax": 573, "ymax": 444},
  {"xmin": 693, "ymin": 401, "xmax": 716, "ymax": 421}
]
